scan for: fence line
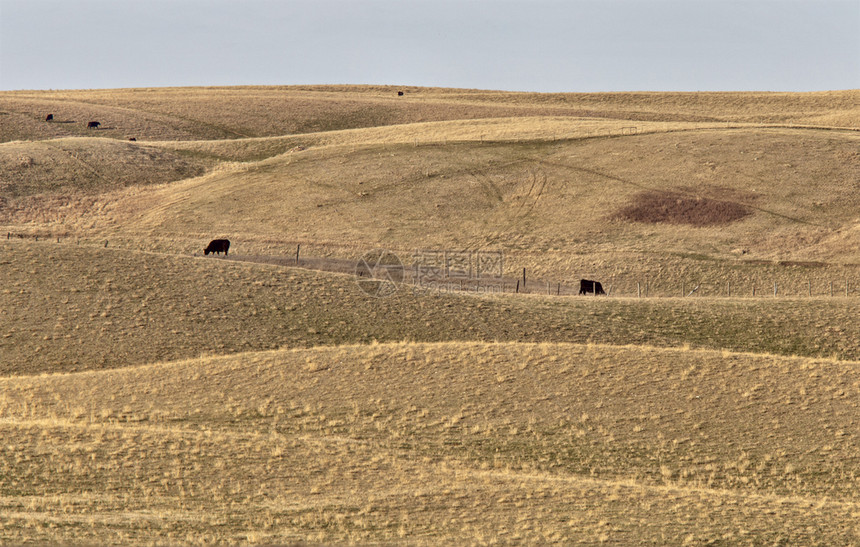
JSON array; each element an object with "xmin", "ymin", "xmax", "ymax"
[
  {"xmin": 602, "ymin": 279, "xmax": 857, "ymax": 299},
  {"xmin": 5, "ymin": 233, "xmax": 858, "ymax": 298},
  {"xmin": 412, "ymin": 274, "xmax": 858, "ymax": 299}
]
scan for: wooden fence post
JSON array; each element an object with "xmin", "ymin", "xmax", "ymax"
[
  {"xmin": 516, "ymin": 280, "xmax": 519, "ymax": 293},
  {"xmin": 637, "ymin": 282, "xmax": 641, "ymax": 298}
]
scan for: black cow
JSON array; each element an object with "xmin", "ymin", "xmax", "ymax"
[
  {"xmin": 204, "ymin": 239, "xmax": 230, "ymax": 256},
  {"xmin": 397, "ymin": 91, "xmax": 404, "ymax": 96},
  {"xmin": 45, "ymin": 114, "xmax": 54, "ymax": 122},
  {"xmin": 87, "ymin": 121, "xmax": 100, "ymax": 128},
  {"xmin": 128, "ymin": 137, "xmax": 136, "ymax": 141},
  {"xmin": 579, "ymin": 279, "xmax": 605, "ymax": 295}
]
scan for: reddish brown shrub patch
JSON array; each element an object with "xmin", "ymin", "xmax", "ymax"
[{"xmin": 615, "ymin": 190, "xmax": 751, "ymax": 226}]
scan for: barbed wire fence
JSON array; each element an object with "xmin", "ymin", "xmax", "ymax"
[
  {"xmin": 5, "ymin": 233, "xmax": 858, "ymax": 299},
  {"xmin": 411, "ymin": 275, "xmax": 858, "ymax": 299}
]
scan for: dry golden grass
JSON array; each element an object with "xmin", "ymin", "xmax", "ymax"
[
  {"xmin": 93, "ymin": 127, "xmax": 860, "ymax": 274},
  {"xmin": 7, "ymin": 127, "xmax": 859, "ymax": 284},
  {"xmin": 149, "ymin": 117, "xmax": 765, "ymax": 162},
  {"xmin": 2, "ymin": 86, "xmax": 857, "ymax": 144},
  {"xmin": 0, "ymin": 341, "xmax": 858, "ymax": 544},
  {"xmin": 2, "ymin": 86, "xmax": 858, "ymax": 281},
  {"xmin": 0, "ymin": 137, "xmax": 208, "ymax": 199},
  {"xmin": 1, "ymin": 239, "xmax": 858, "ymax": 377},
  {"xmin": 1, "ymin": 85, "xmax": 859, "ymax": 544},
  {"xmin": 3, "ymin": 131, "xmax": 857, "ymax": 299}
]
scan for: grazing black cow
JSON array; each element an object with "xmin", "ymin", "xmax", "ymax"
[
  {"xmin": 397, "ymin": 91, "xmax": 404, "ymax": 96},
  {"xmin": 579, "ymin": 279, "xmax": 606, "ymax": 295},
  {"xmin": 87, "ymin": 121, "xmax": 100, "ymax": 128},
  {"xmin": 128, "ymin": 137, "xmax": 136, "ymax": 141},
  {"xmin": 204, "ymin": 239, "xmax": 230, "ymax": 256},
  {"xmin": 45, "ymin": 114, "xmax": 54, "ymax": 122}
]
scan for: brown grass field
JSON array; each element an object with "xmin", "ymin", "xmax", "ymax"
[{"xmin": 0, "ymin": 85, "xmax": 858, "ymax": 544}]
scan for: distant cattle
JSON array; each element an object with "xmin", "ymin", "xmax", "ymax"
[
  {"xmin": 128, "ymin": 137, "xmax": 136, "ymax": 141},
  {"xmin": 579, "ymin": 279, "xmax": 606, "ymax": 295},
  {"xmin": 45, "ymin": 114, "xmax": 54, "ymax": 122},
  {"xmin": 204, "ymin": 239, "xmax": 230, "ymax": 256},
  {"xmin": 397, "ymin": 91, "xmax": 404, "ymax": 96},
  {"xmin": 87, "ymin": 121, "xmax": 100, "ymax": 128}
]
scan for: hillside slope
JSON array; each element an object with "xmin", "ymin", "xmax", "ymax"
[
  {"xmin": 0, "ymin": 342, "xmax": 857, "ymax": 544},
  {"xmin": 1, "ymin": 85, "xmax": 859, "ymax": 545},
  {"xmin": 4, "ymin": 127, "xmax": 857, "ymax": 281},
  {"xmin": 120, "ymin": 127, "xmax": 860, "ymax": 259},
  {"xmin": 2, "ymin": 87, "xmax": 857, "ymax": 282},
  {"xmin": 1, "ymin": 239, "xmax": 859, "ymax": 376},
  {"xmin": 0, "ymin": 137, "xmax": 209, "ymax": 198},
  {"xmin": 2, "ymin": 87, "xmax": 857, "ymax": 143}
]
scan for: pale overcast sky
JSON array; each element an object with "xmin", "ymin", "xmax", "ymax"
[{"xmin": 1, "ymin": 0, "xmax": 858, "ymax": 92}]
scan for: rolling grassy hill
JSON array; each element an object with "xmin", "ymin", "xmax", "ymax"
[
  {"xmin": 2, "ymin": 86, "xmax": 857, "ymax": 143},
  {"xmin": 127, "ymin": 126, "xmax": 860, "ymax": 266},
  {"xmin": 0, "ymin": 137, "xmax": 208, "ymax": 198},
  {"xmin": 1, "ymin": 238, "xmax": 859, "ymax": 378},
  {"xmin": 1, "ymin": 85, "xmax": 858, "ymax": 544},
  {"xmin": 1, "ymin": 87, "xmax": 858, "ymax": 286},
  {"xmin": 0, "ymin": 341, "xmax": 858, "ymax": 544}
]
